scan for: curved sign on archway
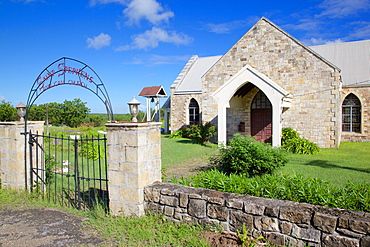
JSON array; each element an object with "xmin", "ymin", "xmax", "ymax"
[{"xmin": 26, "ymin": 57, "xmax": 114, "ymax": 121}]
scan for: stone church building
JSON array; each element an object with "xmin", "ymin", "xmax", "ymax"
[{"xmin": 163, "ymin": 17, "xmax": 370, "ymax": 148}]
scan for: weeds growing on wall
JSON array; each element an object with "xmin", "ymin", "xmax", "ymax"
[
  {"xmin": 210, "ymin": 134, "xmax": 288, "ymax": 177},
  {"xmin": 170, "ymin": 171, "xmax": 370, "ymax": 213}
]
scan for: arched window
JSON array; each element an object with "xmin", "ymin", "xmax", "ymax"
[
  {"xmin": 189, "ymin": 98, "xmax": 200, "ymax": 125},
  {"xmin": 342, "ymin": 94, "xmax": 361, "ymax": 133},
  {"xmin": 251, "ymin": 91, "xmax": 272, "ymax": 109}
]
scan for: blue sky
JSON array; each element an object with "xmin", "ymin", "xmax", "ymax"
[{"xmin": 1, "ymin": 0, "xmax": 369, "ymax": 114}]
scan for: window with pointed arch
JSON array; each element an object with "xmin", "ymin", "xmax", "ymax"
[
  {"xmin": 342, "ymin": 93, "xmax": 361, "ymax": 133},
  {"xmin": 189, "ymin": 98, "xmax": 200, "ymax": 125}
]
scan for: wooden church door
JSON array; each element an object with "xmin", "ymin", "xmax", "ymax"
[{"xmin": 251, "ymin": 91, "xmax": 272, "ymax": 144}]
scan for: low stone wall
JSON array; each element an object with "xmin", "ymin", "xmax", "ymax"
[{"xmin": 144, "ymin": 183, "xmax": 370, "ymax": 247}]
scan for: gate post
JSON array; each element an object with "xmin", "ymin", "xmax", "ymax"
[
  {"xmin": 0, "ymin": 121, "xmax": 44, "ymax": 190},
  {"xmin": 105, "ymin": 122, "xmax": 162, "ymax": 216}
]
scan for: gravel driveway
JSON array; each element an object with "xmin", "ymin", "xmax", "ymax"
[{"xmin": 0, "ymin": 208, "xmax": 103, "ymax": 247}]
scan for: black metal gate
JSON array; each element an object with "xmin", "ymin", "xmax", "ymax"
[{"xmin": 28, "ymin": 130, "xmax": 109, "ymax": 210}]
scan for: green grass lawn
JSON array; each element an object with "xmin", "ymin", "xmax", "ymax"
[
  {"xmin": 278, "ymin": 142, "xmax": 370, "ymax": 187},
  {"xmin": 162, "ymin": 136, "xmax": 370, "ymax": 187},
  {"xmin": 161, "ymin": 135, "xmax": 218, "ymax": 178}
]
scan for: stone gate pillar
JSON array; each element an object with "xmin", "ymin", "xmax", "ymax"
[
  {"xmin": 105, "ymin": 122, "xmax": 162, "ymax": 216},
  {"xmin": 0, "ymin": 121, "xmax": 44, "ymax": 190}
]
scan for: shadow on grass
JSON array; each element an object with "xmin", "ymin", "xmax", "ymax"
[
  {"xmin": 176, "ymin": 139, "xmax": 195, "ymax": 144},
  {"xmin": 305, "ymin": 160, "xmax": 370, "ymax": 174}
]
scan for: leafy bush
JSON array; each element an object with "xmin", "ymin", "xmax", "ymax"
[
  {"xmin": 281, "ymin": 128, "xmax": 299, "ymax": 145},
  {"xmin": 169, "ymin": 129, "xmax": 184, "ymax": 139},
  {"xmin": 284, "ymin": 138, "xmax": 320, "ymax": 154},
  {"xmin": 171, "ymin": 170, "xmax": 370, "ymax": 212},
  {"xmin": 281, "ymin": 127, "xmax": 320, "ymax": 154},
  {"xmin": 79, "ymin": 139, "xmax": 104, "ymax": 160},
  {"xmin": 170, "ymin": 123, "xmax": 217, "ymax": 144},
  {"xmin": 210, "ymin": 134, "xmax": 288, "ymax": 177},
  {"xmin": 187, "ymin": 122, "xmax": 217, "ymax": 144}
]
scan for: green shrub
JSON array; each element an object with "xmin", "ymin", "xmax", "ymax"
[
  {"xmin": 187, "ymin": 122, "xmax": 217, "ymax": 144},
  {"xmin": 281, "ymin": 127, "xmax": 320, "ymax": 154},
  {"xmin": 284, "ymin": 138, "xmax": 320, "ymax": 154},
  {"xmin": 281, "ymin": 127, "xmax": 300, "ymax": 145},
  {"xmin": 171, "ymin": 171, "xmax": 370, "ymax": 212},
  {"xmin": 79, "ymin": 139, "xmax": 104, "ymax": 160},
  {"xmin": 210, "ymin": 134, "xmax": 288, "ymax": 177},
  {"xmin": 170, "ymin": 123, "xmax": 217, "ymax": 144},
  {"xmin": 169, "ymin": 129, "xmax": 184, "ymax": 139}
]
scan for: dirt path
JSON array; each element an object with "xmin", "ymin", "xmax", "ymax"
[{"xmin": 0, "ymin": 208, "xmax": 103, "ymax": 247}]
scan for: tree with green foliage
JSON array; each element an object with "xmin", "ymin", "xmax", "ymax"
[
  {"xmin": 0, "ymin": 101, "xmax": 17, "ymax": 121},
  {"xmin": 27, "ymin": 98, "xmax": 90, "ymax": 127},
  {"xmin": 60, "ymin": 98, "xmax": 90, "ymax": 127},
  {"xmin": 27, "ymin": 104, "xmax": 46, "ymax": 121}
]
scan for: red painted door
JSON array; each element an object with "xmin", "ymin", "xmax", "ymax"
[{"xmin": 251, "ymin": 108, "xmax": 272, "ymax": 143}]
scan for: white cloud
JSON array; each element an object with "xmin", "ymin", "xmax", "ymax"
[
  {"xmin": 305, "ymin": 37, "xmax": 344, "ymax": 46},
  {"xmin": 349, "ymin": 21, "xmax": 370, "ymax": 39},
  {"xmin": 116, "ymin": 27, "xmax": 193, "ymax": 51},
  {"xmin": 0, "ymin": 95, "xmax": 5, "ymax": 101},
  {"xmin": 123, "ymin": 0, "xmax": 174, "ymax": 26},
  {"xmin": 86, "ymin": 33, "xmax": 112, "ymax": 50},
  {"xmin": 89, "ymin": 0, "xmax": 128, "ymax": 7},
  {"xmin": 317, "ymin": 0, "xmax": 370, "ymax": 18},
  {"xmin": 124, "ymin": 54, "xmax": 191, "ymax": 65},
  {"xmin": 13, "ymin": 0, "xmax": 44, "ymax": 3},
  {"xmin": 203, "ymin": 17, "xmax": 259, "ymax": 34},
  {"xmin": 283, "ymin": 18, "xmax": 323, "ymax": 32}
]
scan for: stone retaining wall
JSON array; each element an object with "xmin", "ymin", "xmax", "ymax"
[{"xmin": 144, "ymin": 183, "xmax": 370, "ymax": 247}]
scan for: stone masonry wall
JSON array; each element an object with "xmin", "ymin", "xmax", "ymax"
[
  {"xmin": 201, "ymin": 18, "xmax": 341, "ymax": 148},
  {"xmin": 0, "ymin": 121, "xmax": 44, "ymax": 190},
  {"xmin": 170, "ymin": 93, "xmax": 202, "ymax": 132},
  {"xmin": 106, "ymin": 122, "xmax": 162, "ymax": 216},
  {"xmin": 145, "ymin": 183, "xmax": 370, "ymax": 247},
  {"xmin": 341, "ymin": 86, "xmax": 370, "ymax": 142}
]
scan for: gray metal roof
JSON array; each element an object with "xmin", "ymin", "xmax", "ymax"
[
  {"xmin": 310, "ymin": 40, "xmax": 370, "ymax": 86},
  {"xmin": 171, "ymin": 39, "xmax": 370, "ymax": 95},
  {"xmin": 172, "ymin": 55, "xmax": 222, "ymax": 94}
]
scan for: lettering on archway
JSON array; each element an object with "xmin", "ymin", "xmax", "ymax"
[{"xmin": 26, "ymin": 57, "xmax": 114, "ymax": 120}]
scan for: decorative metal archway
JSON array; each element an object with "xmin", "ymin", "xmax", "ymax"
[
  {"xmin": 25, "ymin": 57, "xmax": 114, "ymax": 121},
  {"xmin": 23, "ymin": 57, "xmax": 114, "ymax": 190}
]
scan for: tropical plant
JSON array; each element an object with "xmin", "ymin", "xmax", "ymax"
[
  {"xmin": 210, "ymin": 134, "xmax": 288, "ymax": 177},
  {"xmin": 187, "ymin": 122, "xmax": 217, "ymax": 144}
]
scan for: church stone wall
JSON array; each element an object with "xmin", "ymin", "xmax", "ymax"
[
  {"xmin": 202, "ymin": 18, "xmax": 341, "ymax": 148},
  {"xmin": 341, "ymin": 86, "xmax": 370, "ymax": 142},
  {"xmin": 170, "ymin": 93, "xmax": 202, "ymax": 132}
]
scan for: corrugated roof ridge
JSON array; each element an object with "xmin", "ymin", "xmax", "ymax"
[{"xmin": 171, "ymin": 55, "xmax": 198, "ymax": 90}]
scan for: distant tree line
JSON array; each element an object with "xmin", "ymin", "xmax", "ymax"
[{"xmin": 0, "ymin": 99, "xmax": 151, "ymax": 127}]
